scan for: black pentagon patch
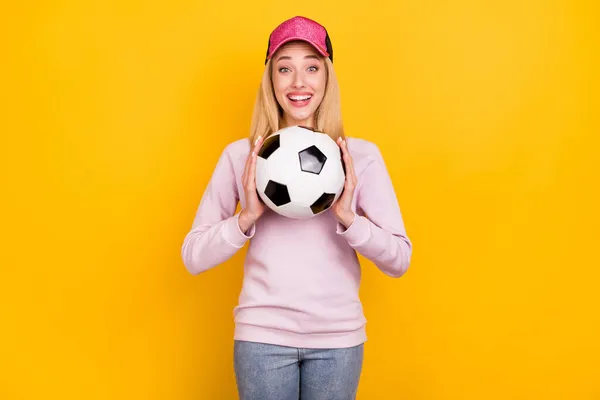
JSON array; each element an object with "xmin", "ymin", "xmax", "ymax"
[
  {"xmin": 310, "ymin": 192, "xmax": 336, "ymax": 214},
  {"xmin": 264, "ymin": 180, "xmax": 291, "ymax": 206},
  {"xmin": 299, "ymin": 145, "xmax": 327, "ymax": 174},
  {"xmin": 257, "ymin": 134, "xmax": 280, "ymax": 160}
]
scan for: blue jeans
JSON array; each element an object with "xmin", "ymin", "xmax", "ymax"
[{"xmin": 234, "ymin": 340, "xmax": 364, "ymax": 400}]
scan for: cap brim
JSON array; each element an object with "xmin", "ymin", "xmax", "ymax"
[{"xmin": 267, "ymin": 37, "xmax": 330, "ymax": 61}]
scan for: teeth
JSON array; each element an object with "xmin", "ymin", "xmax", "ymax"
[{"xmin": 288, "ymin": 95, "xmax": 312, "ymax": 101}]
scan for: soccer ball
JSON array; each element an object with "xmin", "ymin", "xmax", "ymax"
[{"xmin": 255, "ymin": 125, "xmax": 345, "ymax": 219}]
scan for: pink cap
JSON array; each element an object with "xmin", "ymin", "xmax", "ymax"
[{"xmin": 265, "ymin": 16, "xmax": 333, "ymax": 64}]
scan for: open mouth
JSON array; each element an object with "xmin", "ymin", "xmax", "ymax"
[{"xmin": 287, "ymin": 94, "xmax": 313, "ymax": 107}]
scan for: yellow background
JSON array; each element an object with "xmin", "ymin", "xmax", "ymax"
[{"xmin": 2, "ymin": 0, "xmax": 599, "ymax": 399}]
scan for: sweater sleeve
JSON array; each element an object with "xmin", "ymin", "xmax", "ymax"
[
  {"xmin": 336, "ymin": 145, "xmax": 412, "ymax": 278},
  {"xmin": 181, "ymin": 145, "xmax": 255, "ymax": 275}
]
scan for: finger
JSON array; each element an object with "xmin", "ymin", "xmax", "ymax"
[
  {"xmin": 348, "ymin": 157, "xmax": 357, "ymax": 186},
  {"xmin": 337, "ymin": 137, "xmax": 348, "ymax": 160},
  {"xmin": 242, "ymin": 153, "xmax": 250, "ymax": 185},
  {"xmin": 343, "ymin": 159, "xmax": 354, "ymax": 189},
  {"xmin": 340, "ymin": 141, "xmax": 357, "ymax": 186},
  {"xmin": 248, "ymin": 149, "xmax": 257, "ymax": 190},
  {"xmin": 243, "ymin": 136, "xmax": 260, "ymax": 183},
  {"xmin": 252, "ymin": 134, "xmax": 264, "ymax": 154},
  {"xmin": 340, "ymin": 139, "xmax": 351, "ymax": 160},
  {"xmin": 337, "ymin": 136, "xmax": 346, "ymax": 153},
  {"xmin": 338, "ymin": 137, "xmax": 349, "ymax": 163},
  {"xmin": 342, "ymin": 152, "xmax": 352, "ymax": 171},
  {"xmin": 254, "ymin": 136, "xmax": 265, "ymax": 157},
  {"xmin": 341, "ymin": 154, "xmax": 351, "ymax": 184},
  {"xmin": 340, "ymin": 141, "xmax": 353, "ymax": 171},
  {"xmin": 248, "ymin": 135, "xmax": 264, "ymax": 184},
  {"xmin": 342, "ymin": 141, "xmax": 355, "ymax": 174},
  {"xmin": 335, "ymin": 136, "xmax": 348, "ymax": 168}
]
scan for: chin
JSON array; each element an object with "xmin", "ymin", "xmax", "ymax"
[{"xmin": 285, "ymin": 109, "xmax": 315, "ymax": 123}]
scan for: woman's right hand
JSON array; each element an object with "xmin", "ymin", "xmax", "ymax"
[{"xmin": 238, "ymin": 135, "xmax": 266, "ymax": 233}]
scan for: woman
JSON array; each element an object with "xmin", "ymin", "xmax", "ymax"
[{"xmin": 181, "ymin": 16, "xmax": 413, "ymax": 400}]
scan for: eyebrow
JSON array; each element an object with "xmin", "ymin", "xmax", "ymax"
[{"xmin": 276, "ymin": 54, "xmax": 320, "ymax": 62}]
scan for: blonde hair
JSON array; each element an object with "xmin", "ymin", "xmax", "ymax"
[{"xmin": 248, "ymin": 55, "xmax": 345, "ymax": 143}]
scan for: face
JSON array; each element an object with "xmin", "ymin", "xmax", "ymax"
[{"xmin": 271, "ymin": 41, "xmax": 327, "ymax": 128}]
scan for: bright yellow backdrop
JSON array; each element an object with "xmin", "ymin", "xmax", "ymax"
[{"xmin": 2, "ymin": 0, "xmax": 599, "ymax": 399}]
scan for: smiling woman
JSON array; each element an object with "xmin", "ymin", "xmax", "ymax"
[
  {"xmin": 249, "ymin": 19, "xmax": 344, "ymax": 146},
  {"xmin": 181, "ymin": 15, "xmax": 413, "ymax": 400},
  {"xmin": 271, "ymin": 43, "xmax": 327, "ymax": 126}
]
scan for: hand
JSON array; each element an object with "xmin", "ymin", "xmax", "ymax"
[
  {"xmin": 238, "ymin": 135, "xmax": 266, "ymax": 233},
  {"xmin": 332, "ymin": 137, "xmax": 357, "ymax": 228}
]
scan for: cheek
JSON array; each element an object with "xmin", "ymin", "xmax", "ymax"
[
  {"xmin": 273, "ymin": 84, "xmax": 283, "ymax": 99},
  {"xmin": 272, "ymin": 77, "xmax": 286, "ymax": 98},
  {"xmin": 309, "ymin": 74, "xmax": 327, "ymax": 95}
]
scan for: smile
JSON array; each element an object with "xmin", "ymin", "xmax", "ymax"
[{"xmin": 287, "ymin": 94, "xmax": 313, "ymax": 107}]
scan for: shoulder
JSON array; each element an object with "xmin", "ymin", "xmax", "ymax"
[
  {"xmin": 223, "ymin": 137, "xmax": 251, "ymax": 156},
  {"xmin": 206, "ymin": 138, "xmax": 251, "ymax": 178},
  {"xmin": 344, "ymin": 136, "xmax": 389, "ymax": 179},
  {"xmin": 345, "ymin": 136, "xmax": 384, "ymax": 164},
  {"xmin": 219, "ymin": 137, "xmax": 251, "ymax": 165}
]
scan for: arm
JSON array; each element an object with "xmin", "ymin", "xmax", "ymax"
[
  {"xmin": 181, "ymin": 145, "xmax": 255, "ymax": 275},
  {"xmin": 336, "ymin": 145, "xmax": 413, "ymax": 278}
]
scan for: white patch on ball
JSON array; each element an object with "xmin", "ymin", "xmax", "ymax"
[{"xmin": 255, "ymin": 125, "xmax": 345, "ymax": 219}]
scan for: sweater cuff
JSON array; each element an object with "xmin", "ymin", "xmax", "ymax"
[
  {"xmin": 222, "ymin": 213, "xmax": 255, "ymax": 248},
  {"xmin": 336, "ymin": 214, "xmax": 371, "ymax": 247}
]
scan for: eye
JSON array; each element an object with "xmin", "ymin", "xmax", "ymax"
[
  {"xmin": 308, "ymin": 66, "xmax": 319, "ymax": 72},
  {"xmin": 278, "ymin": 67, "xmax": 290, "ymax": 73}
]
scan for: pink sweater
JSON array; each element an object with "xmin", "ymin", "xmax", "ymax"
[{"xmin": 181, "ymin": 136, "xmax": 412, "ymax": 349}]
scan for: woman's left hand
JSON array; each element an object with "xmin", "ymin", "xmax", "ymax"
[{"xmin": 332, "ymin": 137, "xmax": 357, "ymax": 228}]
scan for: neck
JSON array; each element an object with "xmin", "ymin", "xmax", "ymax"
[{"xmin": 282, "ymin": 115, "xmax": 315, "ymax": 129}]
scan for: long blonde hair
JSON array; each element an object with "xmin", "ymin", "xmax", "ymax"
[{"xmin": 248, "ymin": 56, "xmax": 345, "ymax": 143}]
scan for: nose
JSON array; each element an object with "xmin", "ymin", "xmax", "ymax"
[{"xmin": 292, "ymin": 71, "xmax": 305, "ymax": 88}]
